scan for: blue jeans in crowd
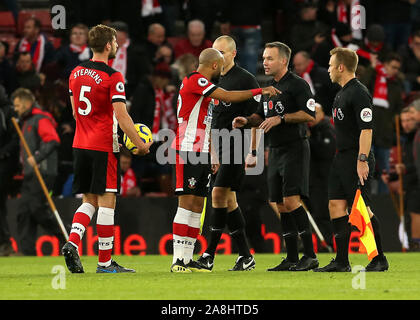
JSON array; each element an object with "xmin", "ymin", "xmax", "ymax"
[{"xmin": 231, "ymin": 26, "xmax": 262, "ymax": 76}]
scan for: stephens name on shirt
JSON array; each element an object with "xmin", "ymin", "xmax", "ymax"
[{"xmin": 72, "ymin": 68, "xmax": 103, "ymax": 84}]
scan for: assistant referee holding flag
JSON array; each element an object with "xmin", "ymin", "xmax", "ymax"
[
  {"xmin": 314, "ymin": 47, "xmax": 389, "ymax": 272},
  {"xmin": 233, "ymin": 42, "xmax": 319, "ymax": 271}
]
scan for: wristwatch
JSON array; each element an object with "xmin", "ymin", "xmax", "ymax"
[
  {"xmin": 250, "ymin": 150, "xmax": 257, "ymax": 157},
  {"xmin": 358, "ymin": 153, "xmax": 368, "ymax": 162},
  {"xmin": 279, "ymin": 115, "xmax": 285, "ymax": 124}
]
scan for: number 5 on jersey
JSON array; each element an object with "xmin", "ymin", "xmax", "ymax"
[{"xmin": 78, "ymin": 85, "xmax": 92, "ymax": 116}]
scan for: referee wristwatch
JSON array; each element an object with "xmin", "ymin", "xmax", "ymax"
[
  {"xmin": 279, "ymin": 115, "xmax": 285, "ymax": 124},
  {"xmin": 358, "ymin": 153, "xmax": 368, "ymax": 162},
  {"xmin": 249, "ymin": 150, "xmax": 257, "ymax": 157}
]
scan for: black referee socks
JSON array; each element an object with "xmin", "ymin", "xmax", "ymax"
[
  {"xmin": 370, "ymin": 215, "xmax": 384, "ymax": 257},
  {"xmin": 280, "ymin": 211, "xmax": 299, "ymax": 262},
  {"xmin": 332, "ymin": 215, "xmax": 351, "ymax": 264},
  {"xmin": 227, "ymin": 207, "xmax": 252, "ymax": 258},
  {"xmin": 205, "ymin": 207, "xmax": 228, "ymax": 257},
  {"xmin": 291, "ymin": 206, "xmax": 316, "ymax": 259}
]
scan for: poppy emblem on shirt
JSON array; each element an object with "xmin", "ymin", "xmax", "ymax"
[{"xmin": 268, "ymin": 101, "xmax": 273, "ymax": 110}]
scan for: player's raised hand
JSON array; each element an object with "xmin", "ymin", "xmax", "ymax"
[
  {"xmin": 232, "ymin": 116, "xmax": 248, "ymax": 129},
  {"xmin": 133, "ymin": 141, "xmax": 153, "ymax": 156},
  {"xmin": 261, "ymin": 86, "xmax": 281, "ymax": 98}
]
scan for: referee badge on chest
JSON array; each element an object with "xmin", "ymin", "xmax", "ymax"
[
  {"xmin": 333, "ymin": 107, "xmax": 344, "ymax": 121},
  {"xmin": 263, "ymin": 102, "xmax": 268, "ymax": 116},
  {"xmin": 275, "ymin": 101, "xmax": 284, "ymax": 114}
]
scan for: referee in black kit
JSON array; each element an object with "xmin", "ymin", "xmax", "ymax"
[
  {"xmin": 196, "ymin": 35, "xmax": 260, "ymax": 271},
  {"xmin": 233, "ymin": 42, "xmax": 318, "ymax": 271},
  {"xmin": 314, "ymin": 47, "xmax": 389, "ymax": 272}
]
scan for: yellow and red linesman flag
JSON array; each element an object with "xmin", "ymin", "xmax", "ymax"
[{"xmin": 349, "ymin": 189, "xmax": 378, "ymax": 261}]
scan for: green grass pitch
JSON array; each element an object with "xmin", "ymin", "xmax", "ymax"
[{"xmin": 0, "ymin": 253, "xmax": 419, "ymax": 300}]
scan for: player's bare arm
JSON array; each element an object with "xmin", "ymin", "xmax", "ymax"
[
  {"xmin": 209, "ymin": 136, "xmax": 220, "ymax": 174},
  {"xmin": 113, "ymin": 102, "xmax": 152, "ymax": 155},
  {"xmin": 260, "ymin": 110, "xmax": 315, "ymax": 133},
  {"xmin": 209, "ymin": 86, "xmax": 280, "ymax": 104},
  {"xmin": 232, "ymin": 113, "xmax": 264, "ymax": 129},
  {"xmin": 70, "ymin": 95, "xmax": 76, "ymax": 119},
  {"xmin": 357, "ymin": 129, "xmax": 372, "ymax": 186}
]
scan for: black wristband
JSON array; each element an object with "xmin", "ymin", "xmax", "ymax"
[{"xmin": 250, "ymin": 150, "xmax": 257, "ymax": 157}]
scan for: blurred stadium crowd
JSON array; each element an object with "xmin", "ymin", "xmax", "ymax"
[{"xmin": 2, "ymin": 0, "xmax": 420, "ymax": 254}]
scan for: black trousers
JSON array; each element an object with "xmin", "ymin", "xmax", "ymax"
[{"xmin": 16, "ymin": 174, "xmax": 65, "ymax": 255}]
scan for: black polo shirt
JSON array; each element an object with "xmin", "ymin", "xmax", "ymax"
[
  {"xmin": 331, "ymin": 78, "xmax": 374, "ymax": 152},
  {"xmin": 255, "ymin": 71, "xmax": 315, "ymax": 147},
  {"xmin": 211, "ymin": 64, "xmax": 260, "ymax": 130}
]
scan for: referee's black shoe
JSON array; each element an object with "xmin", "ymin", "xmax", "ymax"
[
  {"xmin": 290, "ymin": 255, "xmax": 319, "ymax": 271},
  {"xmin": 62, "ymin": 242, "xmax": 84, "ymax": 273},
  {"xmin": 313, "ymin": 258, "xmax": 351, "ymax": 272},
  {"xmin": 197, "ymin": 253, "xmax": 214, "ymax": 271},
  {"xmin": 364, "ymin": 255, "xmax": 389, "ymax": 272},
  {"xmin": 229, "ymin": 255, "xmax": 255, "ymax": 271},
  {"xmin": 267, "ymin": 258, "xmax": 297, "ymax": 271},
  {"xmin": 186, "ymin": 259, "xmax": 212, "ymax": 272}
]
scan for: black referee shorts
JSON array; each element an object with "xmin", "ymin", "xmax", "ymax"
[
  {"xmin": 212, "ymin": 162, "xmax": 245, "ymax": 192},
  {"xmin": 267, "ymin": 139, "xmax": 310, "ymax": 203},
  {"xmin": 328, "ymin": 149, "xmax": 375, "ymax": 207}
]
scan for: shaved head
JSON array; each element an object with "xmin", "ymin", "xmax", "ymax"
[
  {"xmin": 199, "ymin": 48, "xmax": 224, "ymax": 67},
  {"xmin": 198, "ymin": 48, "xmax": 224, "ymax": 82},
  {"xmin": 213, "ymin": 35, "xmax": 236, "ymax": 52},
  {"xmin": 213, "ymin": 36, "xmax": 237, "ymax": 75}
]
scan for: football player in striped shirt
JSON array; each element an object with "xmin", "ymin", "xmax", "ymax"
[{"xmin": 170, "ymin": 48, "xmax": 280, "ymax": 272}]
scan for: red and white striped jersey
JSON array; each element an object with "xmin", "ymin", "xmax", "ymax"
[
  {"xmin": 172, "ymin": 72, "xmax": 217, "ymax": 153},
  {"xmin": 69, "ymin": 59, "xmax": 126, "ymax": 153}
]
